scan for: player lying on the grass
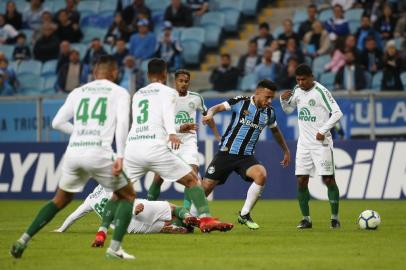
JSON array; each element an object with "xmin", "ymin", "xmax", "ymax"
[
  {"xmin": 196, "ymin": 80, "xmax": 291, "ymax": 230},
  {"xmin": 54, "ymin": 185, "xmax": 199, "ymax": 235},
  {"xmin": 280, "ymin": 64, "xmax": 343, "ymax": 229},
  {"xmin": 10, "ymin": 55, "xmax": 136, "ymax": 260},
  {"xmin": 147, "ymin": 69, "xmax": 221, "ymax": 204}
]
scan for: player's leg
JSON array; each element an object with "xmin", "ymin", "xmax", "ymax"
[
  {"xmin": 296, "ymin": 175, "xmax": 312, "ymax": 229},
  {"xmin": 322, "ymin": 175, "xmax": 340, "ymax": 228},
  {"xmin": 92, "ymin": 192, "xmax": 118, "ymax": 247},
  {"xmin": 168, "ymin": 202, "xmax": 200, "ymax": 228},
  {"xmin": 182, "ymin": 165, "xmax": 199, "ymax": 210},
  {"xmin": 10, "ymin": 188, "xmax": 74, "ymax": 258},
  {"xmin": 238, "ymin": 164, "xmax": 267, "ymax": 230},
  {"xmin": 147, "ymin": 173, "xmax": 164, "ymax": 201}
]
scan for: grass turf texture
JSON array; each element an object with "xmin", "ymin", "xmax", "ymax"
[{"xmin": 1, "ymin": 200, "xmax": 405, "ymax": 270}]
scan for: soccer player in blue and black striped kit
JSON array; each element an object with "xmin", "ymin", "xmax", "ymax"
[{"xmin": 201, "ymin": 80, "xmax": 291, "ymax": 229}]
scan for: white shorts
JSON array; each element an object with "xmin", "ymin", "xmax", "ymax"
[
  {"xmin": 83, "ymin": 184, "xmax": 113, "ymax": 217},
  {"xmin": 59, "ymin": 151, "xmax": 129, "ymax": 193},
  {"xmin": 295, "ymin": 146, "xmax": 335, "ymax": 176},
  {"xmin": 124, "ymin": 144, "xmax": 192, "ymax": 182},
  {"xmin": 172, "ymin": 142, "xmax": 199, "ymax": 166},
  {"xmin": 127, "ymin": 199, "xmax": 172, "ymax": 234}
]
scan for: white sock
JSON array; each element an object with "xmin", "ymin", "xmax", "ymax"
[
  {"xmin": 240, "ymin": 182, "xmax": 264, "ymax": 216},
  {"xmin": 109, "ymin": 240, "xmax": 121, "ymax": 252},
  {"xmin": 98, "ymin": 227, "xmax": 108, "ymax": 234},
  {"xmin": 331, "ymin": 214, "xmax": 339, "ymax": 220},
  {"xmin": 304, "ymin": 216, "xmax": 312, "ymax": 222},
  {"xmin": 18, "ymin": 233, "xmax": 31, "ymax": 245},
  {"xmin": 189, "ymin": 204, "xmax": 198, "ymax": 217}
]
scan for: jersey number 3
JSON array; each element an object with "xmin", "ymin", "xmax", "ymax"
[
  {"xmin": 136, "ymin": 99, "xmax": 149, "ymax": 124},
  {"xmin": 76, "ymin": 97, "xmax": 107, "ymax": 126}
]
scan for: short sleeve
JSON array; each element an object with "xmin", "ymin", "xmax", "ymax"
[
  {"xmin": 267, "ymin": 107, "xmax": 277, "ymax": 128},
  {"xmin": 224, "ymin": 96, "xmax": 248, "ymax": 112}
]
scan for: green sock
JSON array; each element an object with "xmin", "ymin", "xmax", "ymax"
[
  {"xmin": 100, "ymin": 200, "xmax": 118, "ymax": 230},
  {"xmin": 183, "ymin": 190, "xmax": 192, "ymax": 210},
  {"xmin": 147, "ymin": 181, "xmax": 161, "ymax": 201},
  {"xmin": 112, "ymin": 200, "xmax": 133, "ymax": 242},
  {"xmin": 327, "ymin": 183, "xmax": 340, "ymax": 217},
  {"xmin": 174, "ymin": 206, "xmax": 189, "ymax": 220},
  {"xmin": 185, "ymin": 186, "xmax": 210, "ymax": 217},
  {"xmin": 297, "ymin": 186, "xmax": 310, "ymax": 217},
  {"xmin": 26, "ymin": 201, "xmax": 60, "ymax": 237},
  {"xmin": 171, "ymin": 218, "xmax": 184, "ymax": 227}
]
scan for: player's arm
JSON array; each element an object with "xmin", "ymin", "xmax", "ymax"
[
  {"xmin": 270, "ymin": 126, "xmax": 291, "ymax": 168},
  {"xmin": 52, "ymin": 93, "xmax": 75, "ymax": 134},
  {"xmin": 202, "ymin": 103, "xmax": 227, "ymax": 125},
  {"xmin": 199, "ymin": 95, "xmax": 222, "ymax": 141},
  {"xmin": 316, "ymin": 92, "xmax": 343, "ymax": 140},
  {"xmin": 113, "ymin": 92, "xmax": 130, "ymax": 175},
  {"xmin": 53, "ymin": 202, "xmax": 93, "ymax": 232},
  {"xmin": 163, "ymin": 91, "xmax": 181, "ymax": 149},
  {"xmin": 279, "ymin": 89, "xmax": 297, "ymax": 114}
]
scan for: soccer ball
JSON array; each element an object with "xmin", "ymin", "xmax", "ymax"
[{"xmin": 358, "ymin": 210, "xmax": 381, "ymax": 230}]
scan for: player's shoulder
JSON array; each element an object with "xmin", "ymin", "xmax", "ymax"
[
  {"xmin": 105, "ymin": 80, "xmax": 130, "ymax": 98},
  {"xmin": 188, "ymin": 91, "xmax": 205, "ymax": 102},
  {"xmin": 227, "ymin": 95, "xmax": 250, "ymax": 105},
  {"xmin": 314, "ymin": 81, "xmax": 332, "ymax": 94}
]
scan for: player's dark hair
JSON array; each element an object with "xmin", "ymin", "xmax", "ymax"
[
  {"xmin": 259, "ymin": 22, "xmax": 269, "ymax": 30},
  {"xmin": 148, "ymin": 58, "xmax": 167, "ymax": 75},
  {"xmin": 295, "ymin": 64, "xmax": 313, "ymax": 77},
  {"xmin": 175, "ymin": 69, "xmax": 190, "ymax": 79},
  {"xmin": 308, "ymin": 4, "xmax": 317, "ymax": 10},
  {"xmin": 95, "ymin": 55, "xmax": 117, "ymax": 69},
  {"xmin": 257, "ymin": 80, "xmax": 277, "ymax": 91},
  {"xmin": 220, "ymin": 53, "xmax": 231, "ymax": 59}
]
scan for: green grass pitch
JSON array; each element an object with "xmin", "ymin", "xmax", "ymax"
[{"xmin": 1, "ymin": 200, "xmax": 405, "ymax": 270}]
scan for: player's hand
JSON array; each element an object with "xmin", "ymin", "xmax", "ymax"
[
  {"xmin": 215, "ymin": 134, "xmax": 222, "ymax": 141},
  {"xmin": 202, "ymin": 113, "xmax": 213, "ymax": 125},
  {"xmin": 316, "ymin": 132, "xmax": 325, "ymax": 141},
  {"xmin": 112, "ymin": 158, "xmax": 123, "ymax": 177},
  {"xmin": 280, "ymin": 151, "xmax": 291, "ymax": 168},
  {"xmin": 169, "ymin": 134, "xmax": 182, "ymax": 150},
  {"xmin": 179, "ymin": 123, "xmax": 197, "ymax": 133},
  {"xmin": 134, "ymin": 203, "xmax": 144, "ymax": 215},
  {"xmin": 280, "ymin": 90, "xmax": 293, "ymax": 101}
]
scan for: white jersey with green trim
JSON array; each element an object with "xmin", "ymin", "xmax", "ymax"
[
  {"xmin": 175, "ymin": 91, "xmax": 207, "ymax": 145},
  {"xmin": 280, "ymin": 81, "xmax": 343, "ymax": 149},
  {"xmin": 127, "ymin": 82, "xmax": 178, "ymax": 146},
  {"xmin": 52, "ymin": 79, "xmax": 130, "ymax": 157}
]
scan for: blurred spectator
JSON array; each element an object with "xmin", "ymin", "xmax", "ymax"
[
  {"xmin": 129, "ymin": 19, "xmax": 156, "ymax": 61},
  {"xmin": 119, "ymin": 55, "xmax": 145, "ymax": 92},
  {"xmin": 324, "ymin": 4, "xmax": 350, "ymax": 40},
  {"xmin": 237, "ymin": 40, "xmax": 261, "ymax": 76},
  {"xmin": 303, "ymin": 20, "xmax": 331, "ymax": 58},
  {"xmin": 0, "ymin": 14, "xmax": 18, "ymax": 44},
  {"xmin": 210, "ymin": 53, "xmax": 240, "ymax": 92},
  {"xmin": 4, "ymin": 1, "xmax": 22, "ymax": 30},
  {"xmin": 280, "ymin": 38, "xmax": 304, "ymax": 66},
  {"xmin": 344, "ymin": 34, "xmax": 360, "ymax": 59},
  {"xmin": 57, "ymin": 49, "xmax": 90, "ymax": 93},
  {"xmin": 359, "ymin": 36, "xmax": 383, "ymax": 74},
  {"xmin": 83, "ymin": 38, "xmax": 108, "ymax": 66},
  {"xmin": 164, "ymin": 0, "xmax": 193, "ymax": 27},
  {"xmin": 33, "ymin": 24, "xmax": 60, "ymax": 62},
  {"xmin": 374, "ymin": 3, "xmax": 397, "ymax": 41},
  {"xmin": 324, "ymin": 37, "xmax": 346, "ymax": 72},
  {"xmin": 298, "ymin": 4, "xmax": 318, "ymax": 40},
  {"xmin": 186, "ymin": 0, "xmax": 209, "ymax": 17},
  {"xmin": 251, "ymin": 22, "xmax": 274, "ymax": 56},
  {"xmin": 122, "ymin": 0, "xmax": 151, "ymax": 26},
  {"xmin": 334, "ymin": 50, "xmax": 366, "ymax": 90},
  {"xmin": 12, "ymin": 33, "xmax": 31, "ymax": 61},
  {"xmin": 56, "ymin": 40, "xmax": 71, "ymax": 72},
  {"xmin": 113, "ymin": 38, "xmax": 129, "ymax": 67},
  {"xmin": 105, "ymin": 12, "xmax": 131, "ymax": 45},
  {"xmin": 280, "ymin": 57, "xmax": 299, "ymax": 89},
  {"xmin": 155, "ymin": 21, "xmax": 182, "ymax": 72},
  {"xmin": 277, "ymin": 19, "xmax": 300, "ymax": 49},
  {"xmin": 33, "ymin": 11, "xmax": 58, "ymax": 42},
  {"xmin": 400, "ymin": 39, "xmax": 406, "ymax": 71},
  {"xmin": 55, "ymin": 0, "xmax": 80, "ymax": 24},
  {"xmin": 331, "ymin": 0, "xmax": 355, "ymax": 10},
  {"xmin": 394, "ymin": 13, "xmax": 406, "ymax": 38},
  {"xmin": 0, "ymin": 70, "xmax": 14, "ymax": 95},
  {"xmin": 23, "ymin": 0, "xmax": 49, "ymax": 30},
  {"xmin": 254, "ymin": 47, "xmax": 283, "ymax": 85},
  {"xmin": 269, "ymin": 40, "xmax": 281, "ymax": 63},
  {"xmin": 0, "ymin": 58, "xmax": 17, "ymax": 89},
  {"xmin": 56, "ymin": 9, "xmax": 83, "ymax": 43},
  {"xmin": 131, "ymin": 9, "xmax": 153, "ymax": 32},
  {"xmin": 355, "ymin": 15, "xmax": 383, "ymax": 51},
  {"xmin": 381, "ymin": 40, "xmax": 404, "ymax": 91}
]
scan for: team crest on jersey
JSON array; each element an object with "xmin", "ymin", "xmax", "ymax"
[
  {"xmin": 207, "ymin": 166, "xmax": 215, "ymax": 174},
  {"xmin": 243, "ymin": 110, "xmax": 250, "ymax": 116},
  {"xmin": 188, "ymin": 102, "xmax": 195, "ymax": 109},
  {"xmin": 309, "ymin": 99, "xmax": 316, "ymax": 106}
]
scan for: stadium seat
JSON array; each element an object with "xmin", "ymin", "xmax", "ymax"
[
  {"xmin": 345, "ymin": 8, "xmax": 364, "ymax": 21},
  {"xmin": 181, "ymin": 40, "xmax": 203, "ymax": 65},
  {"xmin": 41, "ymin": 60, "xmax": 58, "ymax": 77},
  {"xmin": 349, "ymin": 20, "xmax": 360, "ymax": 34},
  {"xmin": 82, "ymin": 27, "xmax": 107, "ymax": 44},
  {"xmin": 272, "ymin": 26, "xmax": 283, "ymax": 37},
  {"xmin": 180, "ymin": 27, "xmax": 205, "ymax": 44},
  {"xmin": 219, "ymin": 9, "xmax": 241, "ymax": 32},
  {"xmin": 239, "ymin": 73, "xmax": 257, "ymax": 91},
  {"xmin": 401, "ymin": 72, "xmax": 406, "ymax": 90},
  {"xmin": 151, "ymin": 10, "xmax": 165, "ymax": 26},
  {"xmin": 318, "ymin": 8, "xmax": 333, "ymax": 22},
  {"xmin": 293, "ymin": 9, "xmax": 307, "ymax": 24},
  {"xmin": 145, "ymin": 0, "xmax": 170, "ymax": 12},
  {"xmin": 318, "ymin": 72, "xmax": 336, "ymax": 90},
  {"xmin": 200, "ymin": 12, "xmax": 225, "ymax": 48},
  {"xmin": 42, "ymin": 75, "xmax": 57, "ymax": 94},
  {"xmin": 200, "ymin": 12, "xmax": 225, "ymax": 29},
  {"xmin": 17, "ymin": 73, "xmax": 43, "ymax": 94},
  {"xmin": 371, "ymin": 71, "xmax": 383, "ymax": 91},
  {"xmin": 14, "ymin": 0, "xmax": 27, "ymax": 12},
  {"xmin": 312, "ymin": 55, "xmax": 331, "ymax": 78},
  {"xmin": 77, "ymin": 0, "xmax": 100, "ymax": 13},
  {"xmin": 21, "ymin": 29, "xmax": 34, "ymax": 43},
  {"xmin": 208, "ymin": 0, "xmax": 219, "ymax": 10},
  {"xmin": 242, "ymin": 0, "xmax": 259, "ymax": 17},
  {"xmin": 395, "ymin": 37, "xmax": 402, "ymax": 50},
  {"xmin": 81, "ymin": 13, "xmax": 112, "ymax": 28},
  {"xmin": 52, "ymin": 0, "xmax": 66, "ymax": 13},
  {"xmin": 0, "ymin": 44, "xmax": 14, "ymax": 59},
  {"xmin": 17, "ymin": 60, "xmax": 42, "ymax": 76},
  {"xmin": 99, "ymin": 0, "xmax": 118, "ymax": 13},
  {"xmin": 218, "ymin": 0, "xmax": 243, "ymax": 11}
]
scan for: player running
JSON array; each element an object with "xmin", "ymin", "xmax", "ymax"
[
  {"xmin": 54, "ymin": 185, "xmax": 199, "ymax": 234},
  {"xmin": 147, "ymin": 69, "xmax": 221, "ymax": 202},
  {"xmin": 201, "ymin": 80, "xmax": 291, "ymax": 230},
  {"xmin": 280, "ymin": 64, "xmax": 343, "ymax": 229},
  {"xmin": 10, "ymin": 55, "xmax": 137, "ymax": 260}
]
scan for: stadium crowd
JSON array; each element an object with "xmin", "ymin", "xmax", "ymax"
[{"xmin": 0, "ymin": 0, "xmax": 405, "ymax": 96}]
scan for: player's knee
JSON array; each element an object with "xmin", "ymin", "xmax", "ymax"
[
  {"xmin": 297, "ymin": 176, "xmax": 309, "ymax": 188},
  {"xmin": 184, "ymin": 174, "xmax": 199, "ymax": 188},
  {"xmin": 248, "ymin": 167, "xmax": 267, "ymax": 184},
  {"xmin": 322, "ymin": 176, "xmax": 335, "ymax": 186}
]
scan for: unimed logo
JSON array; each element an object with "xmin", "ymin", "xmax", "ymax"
[
  {"xmin": 308, "ymin": 142, "xmax": 406, "ymax": 200},
  {"xmin": 175, "ymin": 111, "xmax": 194, "ymax": 124},
  {"xmin": 298, "ymin": 108, "xmax": 316, "ymax": 122}
]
